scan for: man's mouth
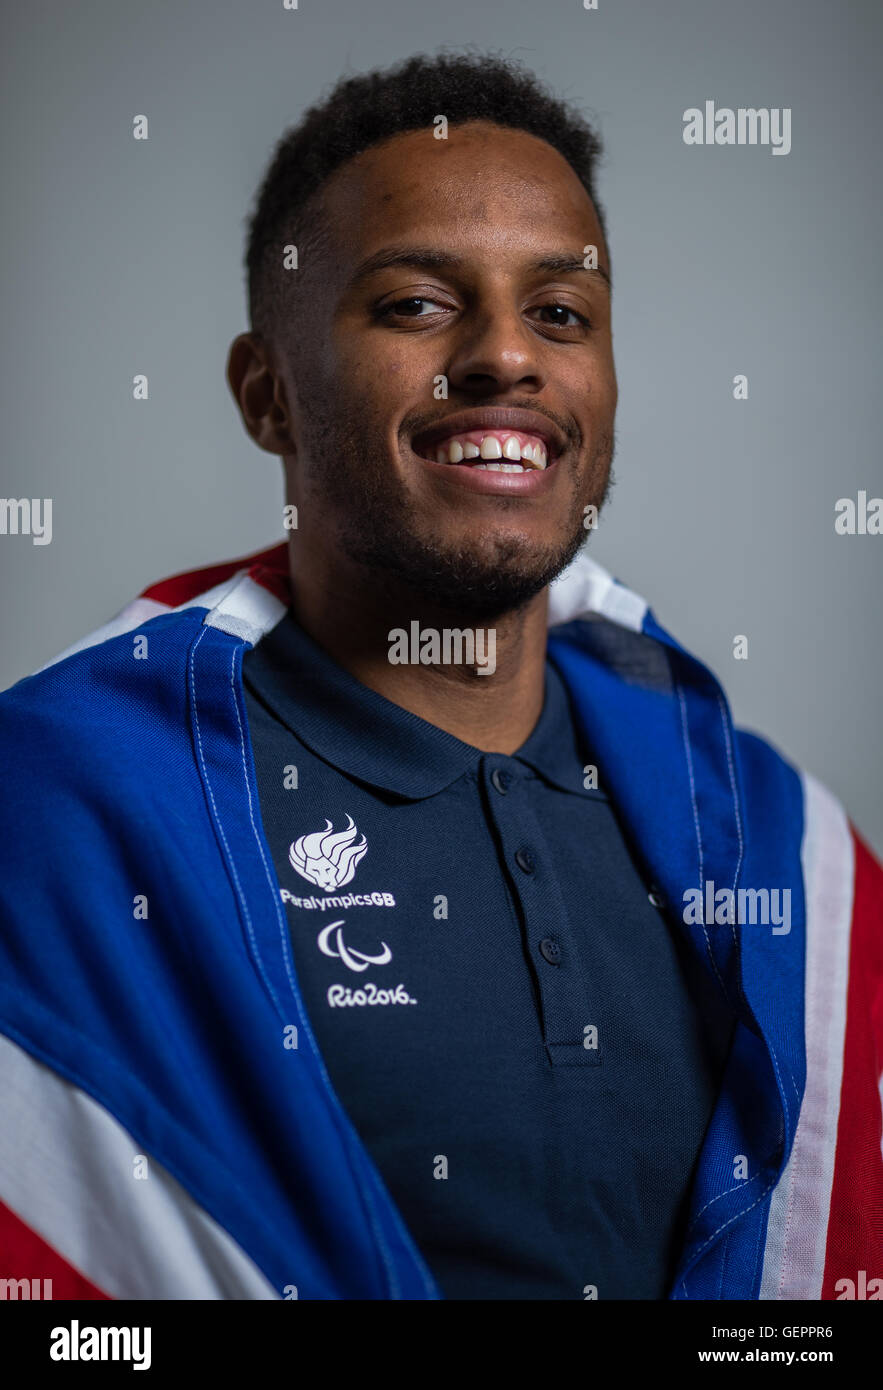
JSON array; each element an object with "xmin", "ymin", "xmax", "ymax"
[{"xmin": 412, "ymin": 428, "xmax": 554, "ymax": 473}]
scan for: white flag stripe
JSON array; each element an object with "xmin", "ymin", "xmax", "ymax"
[
  {"xmin": 759, "ymin": 773, "xmax": 854, "ymax": 1298},
  {"xmin": 35, "ymin": 597, "xmax": 170, "ymax": 674},
  {"xmin": 0, "ymin": 1032, "xmax": 279, "ymax": 1299},
  {"xmin": 203, "ymin": 571, "xmax": 288, "ymax": 645},
  {"xmin": 32, "ymin": 542, "xmax": 651, "ymax": 686}
]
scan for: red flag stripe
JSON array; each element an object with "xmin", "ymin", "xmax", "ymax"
[
  {"xmin": 0, "ymin": 1197, "xmax": 111, "ymax": 1300},
  {"xmin": 821, "ymin": 830, "xmax": 883, "ymax": 1295},
  {"xmin": 141, "ymin": 541, "xmax": 288, "ymax": 606}
]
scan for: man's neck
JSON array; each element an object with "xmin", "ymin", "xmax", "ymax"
[{"xmin": 286, "ymin": 554, "xmax": 549, "ymax": 755}]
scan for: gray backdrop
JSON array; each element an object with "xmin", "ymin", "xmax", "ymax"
[{"xmin": 2, "ymin": 0, "xmax": 881, "ymax": 853}]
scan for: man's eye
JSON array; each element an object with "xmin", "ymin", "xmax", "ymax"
[
  {"xmin": 532, "ymin": 303, "xmax": 589, "ymax": 328},
  {"xmin": 381, "ymin": 297, "xmax": 447, "ymax": 318}
]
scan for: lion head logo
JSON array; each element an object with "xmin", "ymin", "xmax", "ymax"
[{"xmin": 288, "ymin": 814, "xmax": 368, "ymax": 890}]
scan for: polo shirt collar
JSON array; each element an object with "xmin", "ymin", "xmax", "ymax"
[{"xmin": 244, "ymin": 609, "xmax": 589, "ymax": 800}]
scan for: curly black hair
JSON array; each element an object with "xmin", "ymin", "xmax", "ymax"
[{"xmin": 244, "ymin": 50, "xmax": 607, "ymax": 341}]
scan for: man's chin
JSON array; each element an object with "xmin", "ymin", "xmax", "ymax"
[{"xmin": 349, "ymin": 526, "xmax": 588, "ymax": 622}]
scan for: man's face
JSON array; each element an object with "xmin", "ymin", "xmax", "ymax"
[{"xmin": 274, "ymin": 120, "xmax": 617, "ymax": 618}]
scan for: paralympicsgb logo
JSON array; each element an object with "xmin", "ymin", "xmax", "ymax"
[{"xmin": 289, "ymin": 814, "xmax": 368, "ymax": 890}]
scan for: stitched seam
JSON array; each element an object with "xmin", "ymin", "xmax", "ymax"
[
  {"xmin": 776, "ymin": 1101, "xmax": 806, "ymax": 1299},
  {"xmin": 664, "ymin": 658, "xmax": 779, "ymax": 1294},
  {"xmin": 780, "ymin": 1052, "xmax": 801, "ymax": 1111},
  {"xmin": 675, "ymin": 678, "xmax": 705, "ymax": 891},
  {"xmin": 189, "ymin": 626, "xmax": 284, "ymax": 1018},
  {"xmin": 688, "ymin": 1176, "xmax": 779, "ymax": 1262},
  {"xmin": 750, "ymin": 1208, "xmax": 765, "ymax": 1298},
  {"xmin": 672, "ymin": 669, "xmax": 730, "ymax": 1002},
  {"xmin": 715, "ymin": 692, "xmax": 743, "ymax": 956},
  {"xmin": 716, "ymin": 1234, "xmax": 727, "ymax": 1299},
  {"xmin": 716, "ymin": 697, "xmax": 800, "ymax": 1114},
  {"xmin": 763, "ymin": 1030, "xmax": 799, "ymax": 1145},
  {"xmin": 688, "ymin": 1169, "xmax": 764, "ymax": 1235}
]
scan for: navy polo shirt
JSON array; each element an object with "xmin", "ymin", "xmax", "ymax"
[{"xmin": 242, "ymin": 611, "xmax": 735, "ymax": 1300}]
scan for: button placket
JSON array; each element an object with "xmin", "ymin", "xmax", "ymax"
[{"xmin": 482, "ymin": 759, "xmax": 602, "ymax": 1067}]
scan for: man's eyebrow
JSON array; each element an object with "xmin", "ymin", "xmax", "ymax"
[
  {"xmin": 348, "ymin": 247, "xmax": 465, "ymax": 286},
  {"xmin": 348, "ymin": 246, "xmax": 611, "ymax": 289},
  {"xmin": 531, "ymin": 253, "xmax": 611, "ymax": 288}
]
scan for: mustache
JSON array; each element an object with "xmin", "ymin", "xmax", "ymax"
[{"xmin": 401, "ymin": 401, "xmax": 581, "ymax": 451}]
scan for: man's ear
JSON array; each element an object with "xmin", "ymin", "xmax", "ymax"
[{"xmin": 226, "ymin": 332, "xmax": 298, "ymax": 457}]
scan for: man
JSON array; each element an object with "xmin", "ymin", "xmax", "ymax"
[{"xmin": 0, "ymin": 53, "xmax": 881, "ymax": 1301}]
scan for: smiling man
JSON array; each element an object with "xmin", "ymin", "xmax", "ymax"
[
  {"xmin": 1, "ymin": 53, "xmax": 882, "ymax": 1303},
  {"xmin": 231, "ymin": 104, "xmax": 617, "ymax": 754}
]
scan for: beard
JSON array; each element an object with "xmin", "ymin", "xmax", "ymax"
[{"xmin": 294, "ymin": 393, "xmax": 615, "ymax": 623}]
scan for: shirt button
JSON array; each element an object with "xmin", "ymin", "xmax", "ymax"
[
  {"xmin": 539, "ymin": 937, "xmax": 561, "ymax": 965},
  {"xmin": 648, "ymin": 886, "xmax": 664, "ymax": 908},
  {"xmin": 514, "ymin": 847, "xmax": 535, "ymax": 874},
  {"xmin": 491, "ymin": 768, "xmax": 511, "ymax": 794}
]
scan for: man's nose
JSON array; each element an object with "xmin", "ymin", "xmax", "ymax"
[{"xmin": 445, "ymin": 303, "xmax": 545, "ymax": 395}]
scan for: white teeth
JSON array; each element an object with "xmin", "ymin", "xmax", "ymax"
[
  {"xmin": 426, "ymin": 432, "xmax": 550, "ymax": 468},
  {"xmin": 503, "ymin": 435, "xmax": 522, "ymax": 461}
]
